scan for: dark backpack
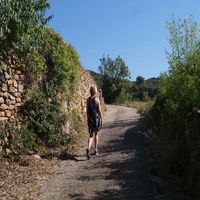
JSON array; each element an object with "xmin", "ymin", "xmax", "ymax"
[
  {"xmin": 88, "ymin": 97, "xmax": 101, "ymax": 131},
  {"xmin": 88, "ymin": 97, "xmax": 98, "ymax": 119}
]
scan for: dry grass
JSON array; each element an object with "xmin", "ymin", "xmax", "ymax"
[
  {"xmin": 0, "ymin": 156, "xmax": 60, "ymax": 200},
  {"xmin": 121, "ymin": 101, "xmax": 154, "ymax": 116}
]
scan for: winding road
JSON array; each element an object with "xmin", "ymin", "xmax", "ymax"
[{"xmin": 40, "ymin": 105, "xmax": 179, "ymax": 200}]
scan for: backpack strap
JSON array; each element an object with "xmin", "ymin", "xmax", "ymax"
[{"xmin": 88, "ymin": 96, "xmax": 99, "ymax": 117}]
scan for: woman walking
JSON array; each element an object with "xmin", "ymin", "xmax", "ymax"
[{"xmin": 86, "ymin": 86, "xmax": 103, "ymax": 159}]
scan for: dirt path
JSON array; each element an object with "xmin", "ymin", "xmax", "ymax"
[{"xmin": 40, "ymin": 105, "xmax": 179, "ymax": 200}]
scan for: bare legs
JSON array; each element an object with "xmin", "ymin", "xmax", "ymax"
[
  {"xmin": 94, "ymin": 132, "xmax": 98, "ymax": 151},
  {"xmin": 88, "ymin": 132, "xmax": 94, "ymax": 150},
  {"xmin": 87, "ymin": 131, "xmax": 99, "ymax": 155}
]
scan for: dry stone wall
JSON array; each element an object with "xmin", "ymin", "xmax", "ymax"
[
  {"xmin": 60, "ymin": 67, "xmax": 105, "ymax": 134},
  {"xmin": 0, "ymin": 59, "xmax": 24, "ymax": 123},
  {"xmin": 0, "ymin": 64, "xmax": 104, "ymax": 125},
  {"xmin": 69, "ymin": 68, "xmax": 101, "ymax": 120}
]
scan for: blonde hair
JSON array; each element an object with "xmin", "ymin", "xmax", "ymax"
[{"xmin": 90, "ymin": 86, "xmax": 97, "ymax": 96}]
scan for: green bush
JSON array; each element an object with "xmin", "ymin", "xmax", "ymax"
[
  {"xmin": 151, "ymin": 17, "xmax": 200, "ymax": 138},
  {"xmin": 0, "ymin": 0, "xmax": 51, "ymax": 69},
  {"xmin": 98, "ymin": 55, "xmax": 131, "ymax": 103},
  {"xmin": 0, "ymin": 122, "xmax": 37, "ymax": 155},
  {"xmin": 19, "ymin": 28, "xmax": 81, "ymax": 148},
  {"xmin": 71, "ymin": 109, "xmax": 83, "ymax": 134},
  {"xmin": 42, "ymin": 28, "xmax": 80, "ymax": 95},
  {"xmin": 21, "ymin": 91, "xmax": 69, "ymax": 147},
  {"xmin": 149, "ymin": 17, "xmax": 200, "ymax": 199},
  {"xmin": 0, "ymin": 2, "xmax": 81, "ymax": 154}
]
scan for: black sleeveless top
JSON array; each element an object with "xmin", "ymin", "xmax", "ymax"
[{"xmin": 87, "ymin": 96, "xmax": 100, "ymax": 133}]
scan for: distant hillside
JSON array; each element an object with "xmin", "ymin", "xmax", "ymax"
[
  {"xmin": 143, "ymin": 77, "xmax": 160, "ymax": 89},
  {"xmin": 88, "ymin": 70, "xmax": 159, "ymax": 89},
  {"xmin": 88, "ymin": 69, "xmax": 159, "ymax": 101},
  {"xmin": 135, "ymin": 77, "xmax": 160, "ymax": 100}
]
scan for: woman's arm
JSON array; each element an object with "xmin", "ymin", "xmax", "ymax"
[
  {"xmin": 86, "ymin": 98, "xmax": 89, "ymax": 121},
  {"xmin": 96, "ymin": 97, "xmax": 103, "ymax": 127}
]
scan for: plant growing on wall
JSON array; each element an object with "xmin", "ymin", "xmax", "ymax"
[
  {"xmin": 19, "ymin": 28, "xmax": 81, "ymax": 148},
  {"xmin": 0, "ymin": 1, "xmax": 82, "ymax": 154},
  {"xmin": 0, "ymin": 0, "xmax": 51, "ymax": 69}
]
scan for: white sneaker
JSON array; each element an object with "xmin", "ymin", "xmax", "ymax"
[{"xmin": 94, "ymin": 150, "xmax": 99, "ymax": 156}]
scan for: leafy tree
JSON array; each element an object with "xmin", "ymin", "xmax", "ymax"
[
  {"xmin": 42, "ymin": 28, "xmax": 80, "ymax": 95},
  {"xmin": 159, "ymin": 17, "xmax": 200, "ymax": 114},
  {"xmin": 0, "ymin": 1, "xmax": 82, "ymax": 149},
  {"xmin": 136, "ymin": 75, "xmax": 145, "ymax": 85},
  {"xmin": 150, "ymin": 17, "xmax": 200, "ymax": 198},
  {"xmin": 0, "ymin": 0, "xmax": 51, "ymax": 69},
  {"xmin": 152, "ymin": 17, "xmax": 200, "ymax": 142},
  {"xmin": 166, "ymin": 17, "xmax": 199, "ymax": 72},
  {"xmin": 98, "ymin": 55, "xmax": 130, "ymax": 103},
  {"xmin": 20, "ymin": 28, "xmax": 81, "ymax": 147}
]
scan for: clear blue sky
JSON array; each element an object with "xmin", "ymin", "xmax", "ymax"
[{"xmin": 48, "ymin": 0, "xmax": 200, "ymax": 80}]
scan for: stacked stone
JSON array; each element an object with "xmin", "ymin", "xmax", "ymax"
[
  {"xmin": 72, "ymin": 68, "xmax": 97, "ymax": 114},
  {"xmin": 0, "ymin": 62, "xmax": 24, "ymax": 122},
  {"xmin": 61, "ymin": 67, "xmax": 106, "ymax": 134},
  {"xmin": 60, "ymin": 68, "xmax": 98, "ymax": 134},
  {"xmin": 69, "ymin": 68, "xmax": 106, "ymax": 116}
]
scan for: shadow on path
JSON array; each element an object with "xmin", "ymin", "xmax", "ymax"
[
  {"xmin": 69, "ymin": 118, "xmax": 162, "ymax": 200},
  {"xmin": 41, "ymin": 106, "xmax": 183, "ymax": 200},
  {"xmin": 93, "ymin": 120, "xmax": 156, "ymax": 200}
]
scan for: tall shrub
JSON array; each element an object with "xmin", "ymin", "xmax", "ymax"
[
  {"xmin": 0, "ymin": 0, "xmax": 51, "ymax": 69},
  {"xmin": 98, "ymin": 55, "xmax": 131, "ymax": 103},
  {"xmin": 20, "ymin": 28, "xmax": 81, "ymax": 147},
  {"xmin": 150, "ymin": 17, "xmax": 200, "ymax": 199}
]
